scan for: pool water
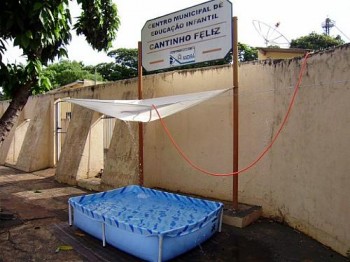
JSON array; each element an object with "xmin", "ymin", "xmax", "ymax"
[{"xmin": 69, "ymin": 185, "xmax": 223, "ymax": 261}]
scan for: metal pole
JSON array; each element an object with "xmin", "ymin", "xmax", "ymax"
[
  {"xmin": 102, "ymin": 223, "xmax": 106, "ymax": 247},
  {"xmin": 68, "ymin": 202, "xmax": 72, "ymax": 226},
  {"xmin": 232, "ymin": 17, "xmax": 239, "ymax": 210},
  {"xmin": 138, "ymin": 41, "xmax": 144, "ymax": 186},
  {"xmin": 54, "ymin": 100, "xmax": 61, "ymax": 165},
  {"xmin": 158, "ymin": 234, "xmax": 163, "ymax": 262},
  {"xmin": 218, "ymin": 207, "xmax": 223, "ymax": 232}
]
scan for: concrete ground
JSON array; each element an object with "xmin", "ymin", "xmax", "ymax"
[{"xmin": 0, "ymin": 166, "xmax": 348, "ymax": 262}]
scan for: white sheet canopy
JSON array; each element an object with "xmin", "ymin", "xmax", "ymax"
[{"xmin": 63, "ymin": 88, "xmax": 231, "ymax": 122}]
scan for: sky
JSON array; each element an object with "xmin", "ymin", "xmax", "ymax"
[{"xmin": 3, "ymin": 0, "xmax": 350, "ymax": 65}]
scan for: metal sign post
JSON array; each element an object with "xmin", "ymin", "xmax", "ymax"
[
  {"xmin": 138, "ymin": 41, "xmax": 144, "ymax": 186},
  {"xmin": 140, "ymin": 0, "xmax": 238, "ymax": 209},
  {"xmin": 232, "ymin": 16, "xmax": 239, "ymax": 210}
]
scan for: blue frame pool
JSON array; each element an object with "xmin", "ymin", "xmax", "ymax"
[{"xmin": 68, "ymin": 185, "xmax": 223, "ymax": 261}]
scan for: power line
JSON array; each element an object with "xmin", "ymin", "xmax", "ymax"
[{"xmin": 334, "ymin": 25, "xmax": 350, "ymax": 41}]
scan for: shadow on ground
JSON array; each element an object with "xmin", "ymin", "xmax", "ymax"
[{"xmin": 0, "ymin": 166, "xmax": 348, "ymax": 262}]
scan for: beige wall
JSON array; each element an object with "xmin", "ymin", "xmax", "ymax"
[
  {"xmin": 4, "ymin": 119, "xmax": 30, "ymax": 165},
  {"xmin": 142, "ymin": 68, "xmax": 234, "ymax": 199},
  {"xmin": 75, "ymin": 113, "xmax": 104, "ymax": 180},
  {"xmin": 15, "ymin": 96, "xmax": 52, "ymax": 171},
  {"xmin": 0, "ymin": 44, "xmax": 349, "ymax": 256},
  {"xmin": 240, "ymin": 48, "xmax": 350, "ymax": 256},
  {"xmin": 54, "ymin": 81, "xmax": 140, "ymax": 186},
  {"xmin": 238, "ymin": 48, "xmax": 350, "ymax": 256},
  {"xmin": 0, "ymin": 96, "xmax": 54, "ymax": 170}
]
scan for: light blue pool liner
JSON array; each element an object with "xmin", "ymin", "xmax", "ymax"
[{"xmin": 68, "ymin": 185, "xmax": 223, "ymax": 261}]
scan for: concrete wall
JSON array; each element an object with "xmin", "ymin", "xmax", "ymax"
[
  {"xmin": 142, "ymin": 68, "xmax": 234, "ymax": 199},
  {"xmin": 0, "ymin": 96, "xmax": 54, "ymax": 170},
  {"xmin": 238, "ymin": 47, "xmax": 350, "ymax": 256},
  {"xmin": 3, "ymin": 119, "xmax": 29, "ymax": 166},
  {"xmin": 15, "ymin": 96, "xmax": 52, "ymax": 171},
  {"xmin": 0, "ymin": 44, "xmax": 349, "ymax": 256},
  {"xmin": 141, "ymin": 48, "xmax": 350, "ymax": 256},
  {"xmin": 53, "ymin": 81, "xmax": 140, "ymax": 187}
]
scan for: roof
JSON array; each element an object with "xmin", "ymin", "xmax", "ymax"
[
  {"xmin": 46, "ymin": 79, "xmax": 104, "ymax": 94},
  {"xmin": 257, "ymin": 47, "xmax": 309, "ymax": 54}
]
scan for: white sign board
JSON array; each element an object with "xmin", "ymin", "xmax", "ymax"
[{"xmin": 141, "ymin": 0, "xmax": 232, "ymax": 71}]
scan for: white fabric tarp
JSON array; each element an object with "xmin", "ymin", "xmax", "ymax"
[{"xmin": 62, "ymin": 88, "xmax": 231, "ymax": 122}]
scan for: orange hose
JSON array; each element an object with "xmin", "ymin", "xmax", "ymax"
[{"xmin": 152, "ymin": 53, "xmax": 310, "ymax": 176}]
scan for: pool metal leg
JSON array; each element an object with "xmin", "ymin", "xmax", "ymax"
[
  {"xmin": 102, "ymin": 223, "xmax": 106, "ymax": 247},
  {"xmin": 218, "ymin": 207, "xmax": 223, "ymax": 232},
  {"xmin": 68, "ymin": 203, "xmax": 72, "ymax": 226},
  {"xmin": 158, "ymin": 234, "xmax": 163, "ymax": 262}
]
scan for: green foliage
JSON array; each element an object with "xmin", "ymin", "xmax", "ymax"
[
  {"xmin": 101, "ymin": 48, "xmax": 139, "ymax": 79},
  {"xmin": 75, "ymin": 0, "xmax": 120, "ymax": 52},
  {"xmin": 0, "ymin": 0, "xmax": 120, "ymax": 97},
  {"xmin": 93, "ymin": 62, "xmax": 135, "ymax": 81},
  {"xmin": 108, "ymin": 48, "xmax": 138, "ymax": 70},
  {"xmin": 42, "ymin": 60, "xmax": 103, "ymax": 88},
  {"xmin": 290, "ymin": 32, "xmax": 345, "ymax": 50},
  {"xmin": 22, "ymin": 41, "xmax": 258, "ymax": 93},
  {"xmin": 0, "ymin": 0, "xmax": 73, "ymax": 96},
  {"xmin": 238, "ymin": 43, "xmax": 258, "ymax": 62},
  {"xmin": 0, "ymin": 1, "xmax": 72, "ymax": 64},
  {"xmin": 0, "ymin": 59, "xmax": 51, "ymax": 97},
  {"xmin": 87, "ymin": 44, "xmax": 258, "ymax": 80},
  {"xmin": 43, "ymin": 42, "xmax": 258, "ymax": 88}
]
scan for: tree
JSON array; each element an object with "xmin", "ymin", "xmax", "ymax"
[
  {"xmin": 238, "ymin": 43, "xmax": 258, "ymax": 62},
  {"xmin": 290, "ymin": 32, "xmax": 345, "ymax": 50},
  {"xmin": 92, "ymin": 62, "xmax": 133, "ymax": 81},
  {"xmin": 89, "ymin": 48, "xmax": 139, "ymax": 81},
  {"xmin": 0, "ymin": 0, "xmax": 120, "ymax": 145},
  {"xmin": 43, "ymin": 60, "xmax": 103, "ymax": 88},
  {"xmin": 108, "ymin": 48, "xmax": 138, "ymax": 71}
]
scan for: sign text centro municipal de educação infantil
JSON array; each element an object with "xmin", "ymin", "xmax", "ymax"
[{"xmin": 141, "ymin": 0, "xmax": 232, "ymax": 71}]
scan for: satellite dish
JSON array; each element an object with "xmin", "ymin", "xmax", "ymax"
[{"xmin": 252, "ymin": 20, "xmax": 290, "ymax": 48}]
